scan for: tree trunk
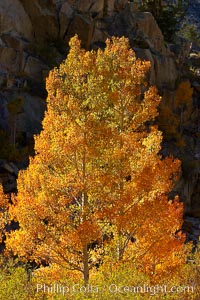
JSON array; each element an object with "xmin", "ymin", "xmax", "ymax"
[
  {"xmin": 82, "ymin": 128, "xmax": 89, "ymax": 285},
  {"xmin": 83, "ymin": 244, "xmax": 89, "ymax": 285}
]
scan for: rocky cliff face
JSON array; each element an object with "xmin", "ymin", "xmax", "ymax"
[
  {"xmin": 0, "ymin": 0, "xmax": 178, "ymax": 136},
  {"xmin": 187, "ymin": 0, "xmax": 200, "ymax": 33},
  {"xmin": 0, "ymin": 0, "xmax": 199, "ymax": 239}
]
